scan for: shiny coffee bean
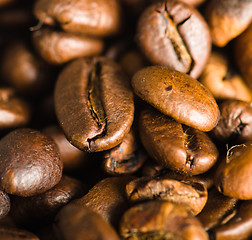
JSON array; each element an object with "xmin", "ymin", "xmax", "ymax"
[
  {"xmin": 200, "ymin": 51, "xmax": 252, "ymax": 102},
  {"xmin": 126, "ymin": 175, "xmax": 208, "ymax": 215},
  {"xmin": 234, "ymin": 23, "xmax": 252, "ymax": 90},
  {"xmin": 212, "ymin": 100, "xmax": 252, "ymax": 144},
  {"xmin": 137, "ymin": 0, "xmax": 211, "ymax": 78},
  {"xmin": 204, "ymin": 0, "xmax": 252, "ymax": 47},
  {"xmin": 139, "ymin": 107, "xmax": 219, "ymax": 174},
  {"xmin": 73, "ymin": 176, "xmax": 134, "ymax": 227},
  {"xmin": 103, "ymin": 129, "xmax": 147, "ymax": 175},
  {"xmin": 132, "ymin": 66, "xmax": 220, "ymax": 132},
  {"xmin": 54, "ymin": 202, "xmax": 120, "ymax": 240},
  {"xmin": 32, "ymin": 28, "xmax": 104, "ymax": 65},
  {"xmin": 0, "ymin": 88, "xmax": 30, "ymax": 129},
  {"xmin": 10, "ymin": 175, "xmax": 85, "ymax": 225},
  {"xmin": 55, "ymin": 57, "xmax": 134, "ymax": 152},
  {"xmin": 1, "ymin": 41, "xmax": 53, "ymax": 96},
  {"xmin": 120, "ymin": 200, "xmax": 209, "ymax": 240},
  {"xmin": 215, "ymin": 142, "xmax": 252, "ymax": 199},
  {"xmin": 0, "ymin": 190, "xmax": 10, "ymax": 220},
  {"xmin": 197, "ymin": 188, "xmax": 238, "ymax": 231},
  {"xmin": 33, "ymin": 0, "xmax": 122, "ymax": 37},
  {"xmin": 43, "ymin": 125, "xmax": 88, "ymax": 172},
  {"xmin": 0, "ymin": 227, "xmax": 39, "ymax": 240},
  {"xmin": 212, "ymin": 200, "xmax": 252, "ymax": 240},
  {"xmin": 0, "ymin": 128, "xmax": 63, "ymax": 197}
]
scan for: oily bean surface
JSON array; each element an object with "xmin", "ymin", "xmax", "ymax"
[
  {"xmin": 139, "ymin": 107, "xmax": 219, "ymax": 174},
  {"xmin": 137, "ymin": 0, "xmax": 211, "ymax": 78},
  {"xmin": 33, "ymin": 0, "xmax": 121, "ymax": 37},
  {"xmin": 214, "ymin": 142, "xmax": 252, "ymax": 200},
  {"xmin": 132, "ymin": 66, "xmax": 219, "ymax": 132},
  {"xmin": 0, "ymin": 128, "xmax": 63, "ymax": 197},
  {"xmin": 55, "ymin": 57, "xmax": 134, "ymax": 152}
]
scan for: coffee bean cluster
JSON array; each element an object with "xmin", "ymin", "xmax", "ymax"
[{"xmin": 0, "ymin": 0, "xmax": 252, "ymax": 239}]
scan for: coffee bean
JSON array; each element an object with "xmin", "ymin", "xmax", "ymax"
[
  {"xmin": 205, "ymin": 0, "xmax": 252, "ymax": 47},
  {"xmin": 199, "ymin": 51, "xmax": 252, "ymax": 102},
  {"xmin": 54, "ymin": 201, "xmax": 120, "ymax": 240},
  {"xmin": 139, "ymin": 107, "xmax": 219, "ymax": 174},
  {"xmin": 10, "ymin": 175, "xmax": 85, "ymax": 226},
  {"xmin": 54, "ymin": 57, "xmax": 134, "ymax": 152},
  {"xmin": 0, "ymin": 227, "xmax": 39, "ymax": 240},
  {"xmin": 215, "ymin": 142, "xmax": 252, "ymax": 199},
  {"xmin": 0, "ymin": 190, "xmax": 10, "ymax": 220},
  {"xmin": 126, "ymin": 175, "xmax": 208, "ymax": 215},
  {"xmin": 103, "ymin": 128, "xmax": 147, "ymax": 175},
  {"xmin": 137, "ymin": 0, "xmax": 211, "ymax": 78},
  {"xmin": 33, "ymin": 0, "xmax": 122, "ymax": 37},
  {"xmin": 120, "ymin": 200, "xmax": 209, "ymax": 240},
  {"xmin": 197, "ymin": 187, "xmax": 238, "ymax": 231},
  {"xmin": 212, "ymin": 100, "xmax": 252, "ymax": 144},
  {"xmin": 132, "ymin": 66, "xmax": 220, "ymax": 132},
  {"xmin": 0, "ymin": 128, "xmax": 63, "ymax": 197},
  {"xmin": 32, "ymin": 28, "xmax": 104, "ymax": 65}
]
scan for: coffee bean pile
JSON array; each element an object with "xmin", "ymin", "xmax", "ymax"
[{"xmin": 0, "ymin": 0, "xmax": 252, "ymax": 239}]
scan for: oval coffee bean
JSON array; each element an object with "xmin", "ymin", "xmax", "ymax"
[
  {"xmin": 0, "ymin": 227, "xmax": 39, "ymax": 240},
  {"xmin": 137, "ymin": 0, "xmax": 211, "ymax": 78},
  {"xmin": 55, "ymin": 57, "xmax": 134, "ymax": 152},
  {"xmin": 126, "ymin": 175, "xmax": 208, "ymax": 215},
  {"xmin": 33, "ymin": 0, "xmax": 121, "ymax": 37},
  {"xmin": 132, "ymin": 66, "xmax": 219, "ymax": 131},
  {"xmin": 215, "ymin": 142, "xmax": 252, "ymax": 200},
  {"xmin": 139, "ymin": 107, "xmax": 219, "ymax": 174},
  {"xmin": 120, "ymin": 200, "xmax": 209, "ymax": 240},
  {"xmin": 0, "ymin": 128, "xmax": 63, "ymax": 197},
  {"xmin": 212, "ymin": 100, "xmax": 252, "ymax": 144},
  {"xmin": 0, "ymin": 190, "xmax": 10, "ymax": 220},
  {"xmin": 32, "ymin": 28, "xmax": 104, "ymax": 65}
]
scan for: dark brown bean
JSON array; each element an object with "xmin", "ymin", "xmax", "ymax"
[
  {"xmin": 139, "ymin": 107, "xmax": 219, "ymax": 174},
  {"xmin": 137, "ymin": 0, "xmax": 211, "ymax": 78},
  {"xmin": 54, "ymin": 57, "xmax": 134, "ymax": 152},
  {"xmin": 0, "ymin": 128, "xmax": 63, "ymax": 197},
  {"xmin": 126, "ymin": 175, "xmax": 208, "ymax": 215},
  {"xmin": 0, "ymin": 227, "xmax": 39, "ymax": 240},
  {"xmin": 132, "ymin": 66, "xmax": 220, "ymax": 132},
  {"xmin": 120, "ymin": 200, "xmax": 209, "ymax": 240},
  {"xmin": 33, "ymin": 0, "xmax": 122, "ymax": 37},
  {"xmin": 32, "ymin": 28, "xmax": 104, "ymax": 65}
]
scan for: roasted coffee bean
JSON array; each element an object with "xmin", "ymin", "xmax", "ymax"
[
  {"xmin": 32, "ymin": 28, "xmax": 104, "ymax": 65},
  {"xmin": 0, "ymin": 128, "xmax": 63, "ymax": 197},
  {"xmin": 54, "ymin": 57, "xmax": 134, "ymax": 152},
  {"xmin": 126, "ymin": 175, "xmax": 208, "ymax": 215},
  {"xmin": 120, "ymin": 200, "xmax": 209, "ymax": 240},
  {"xmin": 234, "ymin": 23, "xmax": 252, "ymax": 90},
  {"xmin": 132, "ymin": 66, "xmax": 220, "ymax": 132},
  {"xmin": 43, "ymin": 125, "xmax": 88, "ymax": 172},
  {"xmin": 54, "ymin": 202, "xmax": 120, "ymax": 240},
  {"xmin": 215, "ymin": 142, "xmax": 252, "ymax": 200},
  {"xmin": 212, "ymin": 100, "xmax": 252, "ymax": 144},
  {"xmin": 139, "ymin": 107, "xmax": 219, "ymax": 174},
  {"xmin": 0, "ymin": 227, "xmax": 39, "ymax": 240},
  {"xmin": 0, "ymin": 88, "xmax": 30, "ymax": 129},
  {"xmin": 212, "ymin": 200, "xmax": 252, "ymax": 240},
  {"xmin": 204, "ymin": 0, "xmax": 252, "ymax": 47},
  {"xmin": 0, "ymin": 190, "xmax": 10, "ymax": 220},
  {"xmin": 33, "ymin": 0, "xmax": 122, "ymax": 37},
  {"xmin": 137, "ymin": 0, "xmax": 211, "ymax": 78},
  {"xmin": 10, "ymin": 175, "xmax": 85, "ymax": 225},
  {"xmin": 1, "ymin": 41, "xmax": 53, "ymax": 96},
  {"xmin": 200, "ymin": 51, "xmax": 252, "ymax": 102},
  {"xmin": 103, "ymin": 129, "xmax": 147, "ymax": 175},
  {"xmin": 73, "ymin": 176, "xmax": 134, "ymax": 228},
  {"xmin": 197, "ymin": 188, "xmax": 238, "ymax": 231}
]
